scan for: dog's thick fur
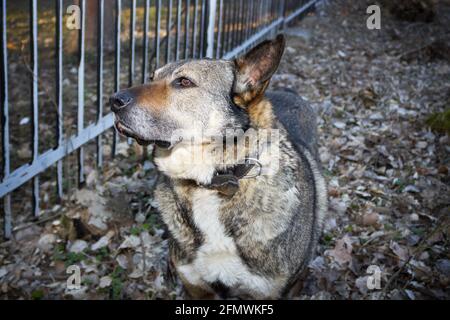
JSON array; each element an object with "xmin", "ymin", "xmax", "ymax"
[{"xmin": 111, "ymin": 35, "xmax": 327, "ymax": 299}]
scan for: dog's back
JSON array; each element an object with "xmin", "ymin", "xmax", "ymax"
[
  {"xmin": 267, "ymin": 90, "xmax": 325, "ymax": 296},
  {"xmin": 268, "ymin": 90, "xmax": 319, "ymax": 160}
]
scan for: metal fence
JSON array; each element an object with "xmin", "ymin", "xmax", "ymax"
[{"xmin": 0, "ymin": 0, "xmax": 318, "ymax": 239}]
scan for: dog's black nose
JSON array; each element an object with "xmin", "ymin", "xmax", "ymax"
[{"xmin": 110, "ymin": 91, "xmax": 133, "ymax": 112}]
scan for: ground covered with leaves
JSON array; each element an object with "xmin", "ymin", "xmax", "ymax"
[{"xmin": 1, "ymin": 1, "xmax": 449, "ymax": 300}]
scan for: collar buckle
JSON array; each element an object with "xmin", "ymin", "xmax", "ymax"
[{"xmin": 242, "ymin": 158, "xmax": 262, "ymax": 179}]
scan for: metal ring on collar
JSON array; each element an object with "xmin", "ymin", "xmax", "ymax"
[{"xmin": 243, "ymin": 158, "xmax": 262, "ymax": 178}]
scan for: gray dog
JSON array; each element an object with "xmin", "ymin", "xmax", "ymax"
[{"xmin": 110, "ymin": 35, "xmax": 327, "ymax": 299}]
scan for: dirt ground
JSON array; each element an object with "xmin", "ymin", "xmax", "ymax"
[{"xmin": 0, "ymin": 1, "xmax": 449, "ymax": 299}]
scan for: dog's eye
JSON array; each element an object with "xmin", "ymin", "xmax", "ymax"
[{"xmin": 172, "ymin": 77, "xmax": 196, "ymax": 88}]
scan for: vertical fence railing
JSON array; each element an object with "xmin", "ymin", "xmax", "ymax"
[
  {"xmin": 0, "ymin": 0, "xmax": 319, "ymax": 239},
  {"xmin": 166, "ymin": 0, "xmax": 172, "ymax": 63},
  {"xmin": 155, "ymin": 0, "xmax": 161, "ymax": 69},
  {"xmin": 192, "ymin": 0, "xmax": 198, "ymax": 58},
  {"xmin": 205, "ymin": 0, "xmax": 216, "ymax": 58},
  {"xmin": 56, "ymin": 0, "xmax": 64, "ymax": 199},
  {"xmin": 184, "ymin": 0, "xmax": 190, "ymax": 59},
  {"xmin": 1, "ymin": 0, "xmax": 11, "ymax": 238},
  {"xmin": 129, "ymin": 0, "xmax": 136, "ymax": 88},
  {"xmin": 175, "ymin": 0, "xmax": 181, "ymax": 61},
  {"xmin": 199, "ymin": 0, "xmax": 206, "ymax": 58},
  {"xmin": 128, "ymin": 0, "xmax": 137, "ymax": 146},
  {"xmin": 142, "ymin": 0, "xmax": 150, "ymax": 84},
  {"xmin": 112, "ymin": 0, "xmax": 122, "ymax": 157},
  {"xmin": 78, "ymin": 0, "xmax": 86, "ymax": 186},
  {"xmin": 30, "ymin": 0, "xmax": 39, "ymax": 216},
  {"xmin": 97, "ymin": 0, "xmax": 104, "ymax": 168}
]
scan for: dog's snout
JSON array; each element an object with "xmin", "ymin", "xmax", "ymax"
[{"xmin": 110, "ymin": 91, "xmax": 134, "ymax": 112}]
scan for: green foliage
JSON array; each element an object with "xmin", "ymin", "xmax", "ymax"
[
  {"xmin": 344, "ymin": 224, "xmax": 354, "ymax": 233},
  {"xmin": 94, "ymin": 247, "xmax": 110, "ymax": 262},
  {"xmin": 110, "ymin": 266, "xmax": 125, "ymax": 300},
  {"xmin": 52, "ymin": 243, "xmax": 86, "ymax": 267},
  {"xmin": 130, "ymin": 226, "xmax": 142, "ymax": 236},
  {"xmin": 426, "ymin": 109, "xmax": 450, "ymax": 135},
  {"xmin": 146, "ymin": 213, "xmax": 162, "ymax": 230},
  {"xmin": 65, "ymin": 252, "xmax": 86, "ymax": 266},
  {"xmin": 322, "ymin": 233, "xmax": 334, "ymax": 246},
  {"xmin": 31, "ymin": 289, "xmax": 45, "ymax": 300}
]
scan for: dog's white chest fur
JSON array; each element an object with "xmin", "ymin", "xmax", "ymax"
[{"xmin": 177, "ymin": 189, "xmax": 274, "ymax": 297}]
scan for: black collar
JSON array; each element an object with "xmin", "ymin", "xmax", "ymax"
[{"xmin": 202, "ymin": 158, "xmax": 261, "ymax": 197}]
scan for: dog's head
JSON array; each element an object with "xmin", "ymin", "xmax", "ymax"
[{"xmin": 110, "ymin": 35, "xmax": 285, "ymax": 148}]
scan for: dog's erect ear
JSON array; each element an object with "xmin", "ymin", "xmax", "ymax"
[{"xmin": 234, "ymin": 34, "xmax": 285, "ymax": 94}]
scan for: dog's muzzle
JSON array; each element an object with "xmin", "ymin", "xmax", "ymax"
[
  {"xmin": 110, "ymin": 91, "xmax": 134, "ymax": 113},
  {"xmin": 110, "ymin": 92, "xmax": 172, "ymax": 149}
]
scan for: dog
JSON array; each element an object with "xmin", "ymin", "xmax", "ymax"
[{"xmin": 110, "ymin": 34, "xmax": 327, "ymax": 299}]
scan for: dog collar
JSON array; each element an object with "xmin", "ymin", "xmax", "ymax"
[{"xmin": 204, "ymin": 158, "xmax": 262, "ymax": 197}]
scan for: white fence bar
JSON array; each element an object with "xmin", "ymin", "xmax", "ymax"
[{"xmin": 205, "ymin": 0, "xmax": 217, "ymax": 58}]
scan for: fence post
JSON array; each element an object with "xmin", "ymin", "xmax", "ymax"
[
  {"xmin": 1, "ymin": 0, "xmax": 11, "ymax": 239},
  {"xmin": 281, "ymin": 0, "xmax": 287, "ymax": 30},
  {"xmin": 205, "ymin": 0, "xmax": 217, "ymax": 58}
]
